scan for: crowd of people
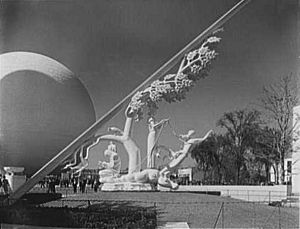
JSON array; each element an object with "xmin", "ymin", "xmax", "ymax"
[
  {"xmin": 38, "ymin": 174, "xmax": 101, "ymax": 194},
  {"xmin": 0, "ymin": 174, "xmax": 11, "ymax": 195},
  {"xmin": 70, "ymin": 177, "xmax": 101, "ymax": 194}
]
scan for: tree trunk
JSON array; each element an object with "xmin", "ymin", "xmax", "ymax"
[
  {"xmin": 203, "ymin": 166, "xmax": 207, "ymax": 184},
  {"xmin": 236, "ymin": 166, "xmax": 240, "ymax": 185},
  {"xmin": 275, "ymin": 163, "xmax": 279, "ymax": 184},
  {"xmin": 265, "ymin": 163, "xmax": 270, "ymax": 184},
  {"xmin": 279, "ymin": 160, "xmax": 285, "ymax": 184},
  {"xmin": 217, "ymin": 167, "xmax": 222, "ymax": 184}
]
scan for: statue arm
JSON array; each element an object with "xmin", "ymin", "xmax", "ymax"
[
  {"xmin": 108, "ymin": 127, "xmax": 124, "ymax": 135},
  {"xmin": 187, "ymin": 130, "xmax": 213, "ymax": 144},
  {"xmin": 99, "ymin": 134, "xmax": 124, "ymax": 143},
  {"xmin": 100, "ymin": 161, "xmax": 110, "ymax": 169},
  {"xmin": 153, "ymin": 118, "xmax": 169, "ymax": 129}
]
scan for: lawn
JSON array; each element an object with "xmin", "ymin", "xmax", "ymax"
[{"xmin": 40, "ymin": 190, "xmax": 299, "ymax": 228}]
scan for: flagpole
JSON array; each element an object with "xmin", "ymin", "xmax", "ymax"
[{"xmin": 9, "ymin": 0, "xmax": 251, "ymax": 203}]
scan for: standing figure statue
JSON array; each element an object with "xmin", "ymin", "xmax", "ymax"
[
  {"xmin": 147, "ymin": 117, "xmax": 169, "ymax": 169},
  {"xmin": 99, "ymin": 141, "xmax": 121, "ymax": 182}
]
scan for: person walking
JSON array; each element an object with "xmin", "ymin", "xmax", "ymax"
[
  {"xmin": 72, "ymin": 177, "xmax": 78, "ymax": 194},
  {"xmin": 2, "ymin": 176, "xmax": 10, "ymax": 195},
  {"xmin": 0, "ymin": 175, "xmax": 4, "ymax": 195},
  {"xmin": 81, "ymin": 178, "xmax": 87, "ymax": 194}
]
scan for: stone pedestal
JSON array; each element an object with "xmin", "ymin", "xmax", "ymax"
[
  {"xmin": 101, "ymin": 182, "xmax": 154, "ymax": 191},
  {"xmin": 4, "ymin": 167, "xmax": 26, "ymax": 192},
  {"xmin": 157, "ymin": 185, "xmax": 171, "ymax": 192}
]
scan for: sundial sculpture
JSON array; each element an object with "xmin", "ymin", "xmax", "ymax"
[
  {"xmin": 8, "ymin": 0, "xmax": 250, "ymax": 202},
  {"xmin": 66, "ymin": 36, "xmax": 219, "ymax": 190}
]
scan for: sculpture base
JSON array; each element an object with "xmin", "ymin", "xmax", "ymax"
[{"xmin": 101, "ymin": 182, "xmax": 154, "ymax": 191}]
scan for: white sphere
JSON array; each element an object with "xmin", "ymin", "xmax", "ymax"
[{"xmin": 0, "ymin": 52, "xmax": 96, "ymax": 175}]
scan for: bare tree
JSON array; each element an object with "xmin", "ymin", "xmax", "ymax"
[
  {"xmin": 254, "ymin": 126, "xmax": 280, "ymax": 184},
  {"xmin": 260, "ymin": 75, "xmax": 298, "ymax": 184}
]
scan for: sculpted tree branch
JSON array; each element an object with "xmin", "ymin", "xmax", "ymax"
[{"xmin": 126, "ymin": 36, "xmax": 220, "ymax": 121}]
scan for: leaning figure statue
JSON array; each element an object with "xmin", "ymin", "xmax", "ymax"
[{"xmin": 147, "ymin": 117, "xmax": 169, "ymax": 169}]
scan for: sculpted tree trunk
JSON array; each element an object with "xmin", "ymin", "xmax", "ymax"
[{"xmin": 99, "ymin": 109, "xmax": 141, "ymax": 174}]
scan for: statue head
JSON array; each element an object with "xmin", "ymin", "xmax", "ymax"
[
  {"xmin": 108, "ymin": 141, "xmax": 116, "ymax": 152},
  {"xmin": 104, "ymin": 149, "xmax": 114, "ymax": 157},
  {"xmin": 104, "ymin": 142, "xmax": 117, "ymax": 157},
  {"xmin": 147, "ymin": 117, "xmax": 155, "ymax": 124},
  {"xmin": 179, "ymin": 129, "xmax": 195, "ymax": 142},
  {"xmin": 158, "ymin": 175, "xmax": 179, "ymax": 190}
]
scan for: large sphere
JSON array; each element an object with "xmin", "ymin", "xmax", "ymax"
[{"xmin": 0, "ymin": 52, "xmax": 96, "ymax": 176}]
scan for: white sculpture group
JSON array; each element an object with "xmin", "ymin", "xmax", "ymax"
[
  {"xmin": 65, "ymin": 35, "xmax": 219, "ymax": 190},
  {"xmin": 97, "ymin": 107, "xmax": 212, "ymax": 189}
]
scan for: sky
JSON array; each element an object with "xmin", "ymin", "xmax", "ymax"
[{"xmin": 1, "ymin": 0, "xmax": 299, "ymax": 170}]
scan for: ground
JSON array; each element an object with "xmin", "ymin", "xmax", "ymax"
[{"xmin": 37, "ymin": 187, "xmax": 299, "ymax": 229}]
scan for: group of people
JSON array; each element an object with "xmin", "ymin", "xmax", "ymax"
[
  {"xmin": 71, "ymin": 177, "xmax": 86, "ymax": 194},
  {"xmin": 71, "ymin": 176, "xmax": 101, "ymax": 194},
  {"xmin": 0, "ymin": 174, "xmax": 11, "ymax": 195},
  {"xmin": 39, "ymin": 174, "xmax": 101, "ymax": 194}
]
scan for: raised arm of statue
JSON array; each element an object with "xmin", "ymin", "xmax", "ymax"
[
  {"xmin": 153, "ymin": 118, "xmax": 169, "ymax": 129},
  {"xmin": 108, "ymin": 127, "xmax": 124, "ymax": 136},
  {"xmin": 186, "ymin": 130, "xmax": 213, "ymax": 144}
]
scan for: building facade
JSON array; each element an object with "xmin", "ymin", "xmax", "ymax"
[{"xmin": 292, "ymin": 105, "xmax": 300, "ymax": 194}]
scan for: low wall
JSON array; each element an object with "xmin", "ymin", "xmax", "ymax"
[{"xmin": 161, "ymin": 185, "xmax": 288, "ymax": 202}]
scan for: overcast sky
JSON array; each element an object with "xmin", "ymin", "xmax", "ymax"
[{"xmin": 1, "ymin": 0, "xmax": 298, "ymax": 169}]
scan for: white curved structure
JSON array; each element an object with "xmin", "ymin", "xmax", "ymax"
[
  {"xmin": 0, "ymin": 51, "xmax": 96, "ymax": 175},
  {"xmin": 0, "ymin": 52, "xmax": 73, "ymax": 82}
]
